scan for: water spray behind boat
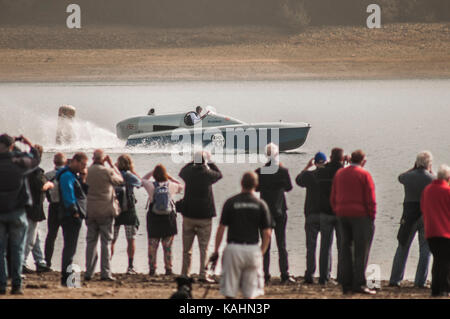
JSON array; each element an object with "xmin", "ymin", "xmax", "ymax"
[{"xmin": 56, "ymin": 105, "xmax": 76, "ymax": 145}]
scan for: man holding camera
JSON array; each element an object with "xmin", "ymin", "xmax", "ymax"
[
  {"xmin": 0, "ymin": 134, "xmax": 41, "ymax": 295},
  {"xmin": 296, "ymin": 151, "xmax": 328, "ymax": 284},
  {"xmin": 57, "ymin": 152, "xmax": 89, "ymax": 287},
  {"xmin": 297, "ymin": 149, "xmax": 349, "ymax": 285},
  {"xmin": 84, "ymin": 149, "xmax": 123, "ymax": 282},
  {"xmin": 23, "ymin": 144, "xmax": 53, "ymax": 274},
  {"xmin": 255, "ymin": 143, "xmax": 294, "ymax": 284},
  {"xmin": 179, "ymin": 150, "xmax": 222, "ymax": 282}
]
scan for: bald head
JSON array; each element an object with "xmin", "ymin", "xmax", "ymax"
[
  {"xmin": 93, "ymin": 149, "xmax": 105, "ymax": 164},
  {"xmin": 241, "ymin": 171, "xmax": 258, "ymax": 191}
]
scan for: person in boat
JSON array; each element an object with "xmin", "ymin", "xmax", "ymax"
[{"xmin": 188, "ymin": 106, "xmax": 210, "ymax": 126}]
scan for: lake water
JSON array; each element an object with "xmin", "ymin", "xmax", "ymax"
[{"xmin": 1, "ymin": 80, "xmax": 449, "ymax": 281}]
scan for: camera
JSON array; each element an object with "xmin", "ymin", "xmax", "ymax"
[{"xmin": 343, "ymin": 154, "xmax": 351, "ymax": 163}]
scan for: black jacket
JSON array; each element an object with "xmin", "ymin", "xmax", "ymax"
[
  {"xmin": 316, "ymin": 161, "xmax": 343, "ymax": 215},
  {"xmin": 0, "ymin": 147, "xmax": 40, "ymax": 214},
  {"xmin": 255, "ymin": 162, "xmax": 293, "ymax": 225},
  {"xmin": 179, "ymin": 162, "xmax": 222, "ymax": 219},
  {"xmin": 25, "ymin": 167, "xmax": 47, "ymax": 222},
  {"xmin": 296, "ymin": 161, "xmax": 343, "ymax": 216},
  {"xmin": 296, "ymin": 169, "xmax": 320, "ymax": 216}
]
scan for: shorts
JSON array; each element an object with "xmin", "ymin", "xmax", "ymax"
[
  {"xmin": 113, "ymin": 224, "xmax": 138, "ymax": 241},
  {"xmin": 219, "ymin": 243, "xmax": 265, "ymax": 299}
]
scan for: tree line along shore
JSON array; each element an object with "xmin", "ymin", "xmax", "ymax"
[{"xmin": 0, "ymin": 0, "xmax": 449, "ymax": 29}]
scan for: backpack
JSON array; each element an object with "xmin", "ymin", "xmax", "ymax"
[
  {"xmin": 151, "ymin": 181, "xmax": 174, "ymax": 215},
  {"xmin": 46, "ymin": 170, "xmax": 60, "ymax": 204},
  {"xmin": 114, "ymin": 171, "xmax": 136, "ymax": 213},
  {"xmin": 25, "ymin": 167, "xmax": 46, "ymax": 222}
]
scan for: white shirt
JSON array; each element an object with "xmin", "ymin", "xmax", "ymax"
[{"xmin": 189, "ymin": 112, "xmax": 202, "ymax": 125}]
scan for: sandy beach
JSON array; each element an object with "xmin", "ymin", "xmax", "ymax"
[
  {"xmin": 0, "ymin": 271, "xmax": 443, "ymax": 299},
  {"xmin": 0, "ymin": 23, "xmax": 449, "ymax": 82}
]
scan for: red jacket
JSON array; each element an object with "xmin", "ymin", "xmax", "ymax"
[
  {"xmin": 330, "ymin": 165, "xmax": 376, "ymax": 220},
  {"xmin": 420, "ymin": 180, "xmax": 450, "ymax": 239}
]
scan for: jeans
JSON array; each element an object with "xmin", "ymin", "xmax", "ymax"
[
  {"xmin": 304, "ymin": 214, "xmax": 320, "ymax": 281},
  {"xmin": 84, "ymin": 216, "xmax": 113, "ymax": 279},
  {"xmin": 32, "ymin": 233, "xmax": 46, "ymax": 266},
  {"xmin": 389, "ymin": 218, "xmax": 431, "ymax": 287},
  {"xmin": 0, "ymin": 209, "xmax": 28, "ymax": 289},
  {"xmin": 24, "ymin": 218, "xmax": 46, "ymax": 267},
  {"xmin": 427, "ymin": 237, "xmax": 450, "ymax": 296},
  {"xmin": 44, "ymin": 203, "xmax": 61, "ymax": 268},
  {"xmin": 61, "ymin": 215, "xmax": 82, "ymax": 286},
  {"xmin": 181, "ymin": 217, "xmax": 212, "ymax": 278},
  {"xmin": 338, "ymin": 216, "xmax": 375, "ymax": 291},
  {"xmin": 264, "ymin": 213, "xmax": 290, "ymax": 280},
  {"xmin": 319, "ymin": 213, "xmax": 341, "ymax": 283}
]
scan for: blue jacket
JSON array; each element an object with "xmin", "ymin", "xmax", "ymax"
[{"xmin": 57, "ymin": 166, "xmax": 88, "ymax": 218}]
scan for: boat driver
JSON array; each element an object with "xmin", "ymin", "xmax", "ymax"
[{"xmin": 189, "ymin": 106, "xmax": 210, "ymax": 125}]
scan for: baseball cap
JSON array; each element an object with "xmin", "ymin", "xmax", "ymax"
[
  {"xmin": 314, "ymin": 151, "xmax": 327, "ymax": 164},
  {"xmin": 0, "ymin": 134, "xmax": 14, "ymax": 148}
]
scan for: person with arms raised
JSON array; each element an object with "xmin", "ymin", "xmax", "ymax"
[
  {"xmin": 57, "ymin": 152, "xmax": 89, "ymax": 287},
  {"xmin": 0, "ymin": 134, "xmax": 40, "ymax": 295},
  {"xmin": 84, "ymin": 150, "xmax": 124, "ymax": 282}
]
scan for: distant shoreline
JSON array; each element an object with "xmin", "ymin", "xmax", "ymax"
[{"xmin": 0, "ymin": 23, "xmax": 449, "ymax": 82}]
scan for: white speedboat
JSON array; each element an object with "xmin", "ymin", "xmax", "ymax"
[{"xmin": 116, "ymin": 108, "xmax": 311, "ymax": 152}]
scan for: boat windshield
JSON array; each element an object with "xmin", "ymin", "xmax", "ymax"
[{"xmin": 204, "ymin": 105, "xmax": 217, "ymax": 114}]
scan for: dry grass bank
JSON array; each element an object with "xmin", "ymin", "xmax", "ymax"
[{"xmin": 0, "ymin": 23, "xmax": 449, "ymax": 81}]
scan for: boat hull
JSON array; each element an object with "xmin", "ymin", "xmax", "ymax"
[{"xmin": 125, "ymin": 123, "xmax": 311, "ymax": 152}]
